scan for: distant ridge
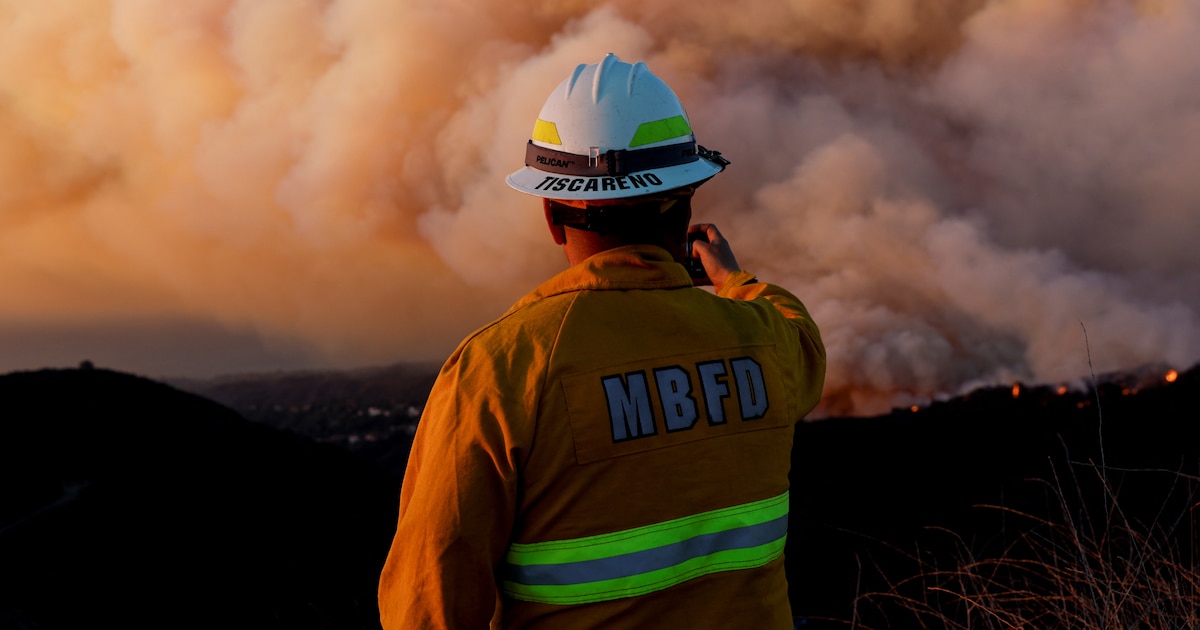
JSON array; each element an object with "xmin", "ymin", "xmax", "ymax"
[
  {"xmin": 170, "ymin": 362, "xmax": 441, "ymax": 479},
  {"xmin": 168, "ymin": 361, "xmax": 442, "ymax": 410},
  {"xmin": 0, "ymin": 368, "xmax": 399, "ymax": 630}
]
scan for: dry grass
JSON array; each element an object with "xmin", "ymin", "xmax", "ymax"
[
  {"xmin": 850, "ymin": 460, "xmax": 1200, "ymax": 629},
  {"xmin": 838, "ymin": 332, "xmax": 1200, "ymax": 629}
]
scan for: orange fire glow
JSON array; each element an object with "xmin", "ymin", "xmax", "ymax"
[
  {"xmin": 1166, "ymin": 369, "xmax": 1179, "ymax": 383},
  {"xmin": 1011, "ymin": 383, "xmax": 1021, "ymax": 398}
]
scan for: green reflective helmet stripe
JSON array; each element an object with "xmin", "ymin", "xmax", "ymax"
[
  {"xmin": 629, "ymin": 115, "xmax": 692, "ymax": 147},
  {"xmin": 501, "ymin": 492, "xmax": 789, "ymax": 605}
]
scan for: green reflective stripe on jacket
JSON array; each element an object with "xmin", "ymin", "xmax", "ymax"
[{"xmin": 501, "ymin": 492, "xmax": 789, "ymax": 605}]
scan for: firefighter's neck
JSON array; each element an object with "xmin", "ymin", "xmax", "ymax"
[
  {"xmin": 559, "ymin": 226, "xmax": 685, "ymax": 266},
  {"xmin": 543, "ymin": 199, "xmax": 688, "ymax": 266},
  {"xmin": 560, "ymin": 227, "xmax": 621, "ymax": 265}
]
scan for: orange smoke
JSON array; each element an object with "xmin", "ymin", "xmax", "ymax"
[{"xmin": 1, "ymin": 0, "xmax": 1198, "ymax": 418}]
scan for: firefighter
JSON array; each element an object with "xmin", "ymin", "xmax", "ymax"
[{"xmin": 378, "ymin": 53, "xmax": 826, "ymax": 629}]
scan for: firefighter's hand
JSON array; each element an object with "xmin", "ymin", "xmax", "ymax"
[{"xmin": 688, "ymin": 223, "xmax": 742, "ymax": 289}]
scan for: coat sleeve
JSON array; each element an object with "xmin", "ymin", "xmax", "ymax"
[
  {"xmin": 378, "ymin": 341, "xmax": 523, "ymax": 629},
  {"xmin": 717, "ymin": 270, "xmax": 827, "ymax": 418}
]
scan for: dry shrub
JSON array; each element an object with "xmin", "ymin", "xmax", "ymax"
[{"xmin": 851, "ymin": 461, "xmax": 1200, "ymax": 629}]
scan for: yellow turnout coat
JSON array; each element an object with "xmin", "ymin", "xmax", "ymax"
[{"xmin": 379, "ymin": 244, "xmax": 825, "ymax": 629}]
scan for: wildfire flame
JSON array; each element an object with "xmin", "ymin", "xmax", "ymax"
[
  {"xmin": 1166, "ymin": 369, "xmax": 1179, "ymax": 383},
  {"xmin": 1012, "ymin": 383, "xmax": 1021, "ymax": 398}
]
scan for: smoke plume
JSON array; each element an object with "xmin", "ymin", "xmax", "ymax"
[{"xmin": 1, "ymin": 0, "xmax": 1197, "ymax": 416}]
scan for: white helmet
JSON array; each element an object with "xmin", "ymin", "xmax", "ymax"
[{"xmin": 506, "ymin": 54, "xmax": 728, "ymax": 201}]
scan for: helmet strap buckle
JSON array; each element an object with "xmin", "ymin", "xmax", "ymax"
[
  {"xmin": 548, "ymin": 201, "xmax": 613, "ymax": 232},
  {"xmin": 697, "ymin": 145, "xmax": 730, "ymax": 168}
]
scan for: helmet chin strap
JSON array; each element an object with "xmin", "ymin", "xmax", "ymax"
[{"xmin": 547, "ymin": 201, "xmax": 677, "ymax": 231}]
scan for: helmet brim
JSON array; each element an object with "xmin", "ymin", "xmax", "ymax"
[{"xmin": 506, "ymin": 158, "xmax": 724, "ymax": 201}]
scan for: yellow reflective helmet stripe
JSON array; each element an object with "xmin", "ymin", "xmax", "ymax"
[
  {"xmin": 501, "ymin": 491, "xmax": 789, "ymax": 605},
  {"xmin": 629, "ymin": 115, "xmax": 692, "ymax": 147},
  {"xmin": 532, "ymin": 119, "xmax": 562, "ymax": 145}
]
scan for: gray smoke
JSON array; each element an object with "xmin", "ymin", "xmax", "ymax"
[{"xmin": 1, "ymin": 0, "xmax": 1196, "ymax": 416}]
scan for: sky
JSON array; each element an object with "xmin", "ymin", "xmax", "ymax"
[{"xmin": 1, "ymin": 0, "xmax": 1198, "ymax": 416}]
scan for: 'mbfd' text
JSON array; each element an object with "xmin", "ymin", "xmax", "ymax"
[{"xmin": 602, "ymin": 357, "xmax": 768, "ymax": 442}]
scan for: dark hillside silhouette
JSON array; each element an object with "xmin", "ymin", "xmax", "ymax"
[
  {"xmin": 1, "ymin": 362, "xmax": 1196, "ymax": 628},
  {"xmin": 0, "ymin": 368, "xmax": 400, "ymax": 630}
]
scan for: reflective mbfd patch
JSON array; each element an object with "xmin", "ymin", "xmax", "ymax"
[
  {"xmin": 561, "ymin": 344, "xmax": 787, "ymax": 464},
  {"xmin": 602, "ymin": 357, "xmax": 768, "ymax": 442}
]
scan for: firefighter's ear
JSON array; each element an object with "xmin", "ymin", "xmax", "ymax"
[{"xmin": 544, "ymin": 199, "xmax": 566, "ymax": 245}]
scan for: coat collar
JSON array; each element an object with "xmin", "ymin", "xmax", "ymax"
[{"xmin": 507, "ymin": 245, "xmax": 693, "ymax": 314}]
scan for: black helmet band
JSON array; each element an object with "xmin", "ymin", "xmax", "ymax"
[{"xmin": 525, "ymin": 140, "xmax": 704, "ymax": 177}]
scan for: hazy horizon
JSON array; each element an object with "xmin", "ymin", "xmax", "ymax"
[{"xmin": 3, "ymin": 0, "xmax": 1199, "ymax": 415}]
